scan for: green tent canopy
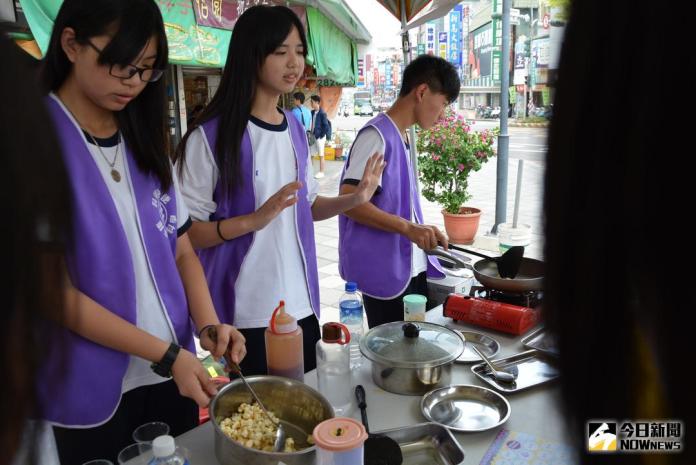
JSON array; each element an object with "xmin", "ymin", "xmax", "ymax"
[
  {"xmin": 305, "ymin": 6, "xmax": 357, "ymax": 85},
  {"xmin": 19, "ymin": 0, "xmax": 359, "ymax": 82},
  {"xmin": 18, "ymin": 0, "xmax": 233, "ymax": 67}
]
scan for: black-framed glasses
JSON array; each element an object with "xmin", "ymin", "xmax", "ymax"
[{"xmin": 86, "ymin": 40, "xmax": 164, "ymax": 83}]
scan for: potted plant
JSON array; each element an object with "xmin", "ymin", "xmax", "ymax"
[
  {"xmin": 416, "ymin": 112, "xmax": 498, "ymax": 244},
  {"xmin": 335, "ymin": 132, "xmax": 354, "ymax": 161}
]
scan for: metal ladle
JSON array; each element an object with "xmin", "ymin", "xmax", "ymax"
[
  {"xmin": 208, "ymin": 327, "xmax": 286, "ymax": 452},
  {"xmin": 229, "ymin": 361, "xmax": 287, "ymax": 453},
  {"xmin": 471, "ymin": 346, "xmax": 518, "ymax": 383}
]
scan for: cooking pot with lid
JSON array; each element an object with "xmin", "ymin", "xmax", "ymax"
[{"xmin": 360, "ymin": 322, "xmax": 465, "ymax": 395}]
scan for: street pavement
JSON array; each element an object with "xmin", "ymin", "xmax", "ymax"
[{"xmin": 316, "ymin": 117, "xmax": 547, "ymax": 324}]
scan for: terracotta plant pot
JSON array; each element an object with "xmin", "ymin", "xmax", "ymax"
[{"xmin": 442, "ymin": 207, "xmax": 482, "ymax": 245}]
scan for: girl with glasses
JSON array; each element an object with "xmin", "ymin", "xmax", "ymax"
[{"xmin": 39, "ymin": 1, "xmax": 246, "ymax": 462}]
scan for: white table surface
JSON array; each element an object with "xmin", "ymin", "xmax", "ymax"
[{"xmin": 176, "ymin": 307, "xmax": 574, "ymax": 464}]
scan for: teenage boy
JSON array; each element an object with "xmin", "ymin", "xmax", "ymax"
[
  {"xmin": 338, "ymin": 55, "xmax": 460, "ymax": 327},
  {"xmin": 291, "ymin": 92, "xmax": 311, "ymax": 131},
  {"xmin": 310, "ymin": 94, "xmax": 330, "ymax": 179}
]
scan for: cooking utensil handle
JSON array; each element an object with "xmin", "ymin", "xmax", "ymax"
[
  {"xmin": 427, "ymin": 246, "xmax": 472, "ymax": 269},
  {"xmin": 472, "ymin": 345, "xmax": 498, "ymax": 372},
  {"xmin": 446, "ymin": 244, "xmax": 492, "ymax": 260},
  {"xmin": 207, "ymin": 325, "xmax": 233, "ymax": 368},
  {"xmin": 355, "ymin": 385, "xmax": 370, "ymax": 433}
]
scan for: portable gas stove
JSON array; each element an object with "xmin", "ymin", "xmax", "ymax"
[{"xmin": 442, "ymin": 286, "xmax": 542, "ymax": 335}]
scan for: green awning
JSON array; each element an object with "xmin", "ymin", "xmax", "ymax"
[
  {"xmin": 290, "ymin": 0, "xmax": 370, "ymax": 44},
  {"xmin": 305, "ymin": 6, "xmax": 357, "ymax": 86},
  {"xmin": 18, "ymin": 0, "xmax": 232, "ymax": 68}
]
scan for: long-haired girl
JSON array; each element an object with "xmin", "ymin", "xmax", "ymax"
[{"xmin": 176, "ymin": 5, "xmax": 383, "ymax": 375}]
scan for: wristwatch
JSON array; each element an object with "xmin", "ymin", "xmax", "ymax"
[{"xmin": 151, "ymin": 342, "xmax": 181, "ymax": 378}]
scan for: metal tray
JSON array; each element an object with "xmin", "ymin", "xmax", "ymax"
[
  {"xmin": 471, "ymin": 349, "xmax": 559, "ymax": 393},
  {"xmin": 521, "ymin": 326, "xmax": 559, "ymax": 357},
  {"xmin": 420, "ymin": 385, "xmax": 510, "ymax": 433},
  {"xmin": 376, "ymin": 422, "xmax": 465, "ymax": 465},
  {"xmin": 450, "ymin": 329, "xmax": 500, "ymax": 363}
]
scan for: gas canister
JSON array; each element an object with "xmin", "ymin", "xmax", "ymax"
[{"xmin": 443, "ymin": 294, "xmax": 539, "ymax": 335}]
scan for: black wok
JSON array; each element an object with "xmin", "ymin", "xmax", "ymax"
[{"xmin": 473, "ymin": 257, "xmax": 543, "ymax": 293}]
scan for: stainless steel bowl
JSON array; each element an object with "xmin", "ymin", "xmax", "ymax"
[
  {"xmin": 421, "ymin": 384, "xmax": 510, "ymax": 432},
  {"xmin": 209, "ymin": 376, "xmax": 334, "ymax": 465}
]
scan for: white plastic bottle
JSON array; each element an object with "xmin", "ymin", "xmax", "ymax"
[
  {"xmin": 316, "ymin": 322, "xmax": 353, "ymax": 416},
  {"xmin": 338, "ymin": 282, "xmax": 363, "ymax": 369},
  {"xmin": 148, "ymin": 435, "xmax": 188, "ymax": 465}
]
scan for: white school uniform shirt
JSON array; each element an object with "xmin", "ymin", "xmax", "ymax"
[
  {"xmin": 342, "ymin": 114, "xmax": 428, "ymax": 279},
  {"xmin": 179, "ymin": 112, "xmax": 319, "ymax": 328},
  {"xmin": 81, "ymin": 128, "xmax": 191, "ymax": 394}
]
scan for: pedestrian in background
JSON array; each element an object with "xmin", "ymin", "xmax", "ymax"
[
  {"xmin": 291, "ymin": 91, "xmax": 311, "ymax": 131},
  {"xmin": 310, "ymin": 94, "xmax": 330, "ymax": 178}
]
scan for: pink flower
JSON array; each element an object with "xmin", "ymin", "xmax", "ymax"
[
  {"xmin": 434, "ymin": 138, "xmax": 442, "ymax": 146},
  {"xmin": 457, "ymin": 163, "xmax": 465, "ymax": 171},
  {"xmin": 432, "ymin": 154, "xmax": 441, "ymax": 161},
  {"xmin": 476, "ymin": 151, "xmax": 485, "ymax": 158}
]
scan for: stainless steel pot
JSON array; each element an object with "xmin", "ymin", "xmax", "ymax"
[
  {"xmin": 209, "ymin": 376, "xmax": 334, "ymax": 465},
  {"xmin": 360, "ymin": 322, "xmax": 465, "ymax": 396}
]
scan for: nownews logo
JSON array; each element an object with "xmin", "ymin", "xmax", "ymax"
[{"xmin": 587, "ymin": 420, "xmax": 683, "ymax": 453}]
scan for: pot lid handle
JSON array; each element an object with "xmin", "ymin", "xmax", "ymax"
[{"xmin": 402, "ymin": 322, "xmax": 420, "ymax": 338}]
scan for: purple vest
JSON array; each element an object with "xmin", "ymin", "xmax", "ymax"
[
  {"xmin": 39, "ymin": 96, "xmax": 195, "ymax": 427},
  {"xmin": 338, "ymin": 113, "xmax": 444, "ymax": 298},
  {"xmin": 197, "ymin": 112, "xmax": 320, "ymax": 324}
]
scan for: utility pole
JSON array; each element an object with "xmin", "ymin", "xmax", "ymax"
[
  {"xmin": 493, "ymin": 0, "xmax": 511, "ymax": 234},
  {"xmin": 526, "ymin": 3, "xmax": 536, "ymax": 117}
]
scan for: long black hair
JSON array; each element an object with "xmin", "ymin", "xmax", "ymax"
[
  {"xmin": 1, "ymin": 37, "xmax": 71, "ymax": 465},
  {"xmin": 543, "ymin": 1, "xmax": 692, "ymax": 463},
  {"xmin": 41, "ymin": 0, "xmax": 173, "ymax": 191},
  {"xmin": 175, "ymin": 5, "xmax": 307, "ymax": 194}
]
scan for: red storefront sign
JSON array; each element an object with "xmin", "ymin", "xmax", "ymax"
[
  {"xmin": 192, "ymin": 0, "xmax": 239, "ymax": 30},
  {"xmin": 192, "ymin": 1, "xmax": 306, "ymax": 32}
]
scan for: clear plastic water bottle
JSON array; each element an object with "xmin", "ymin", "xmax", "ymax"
[
  {"xmin": 148, "ymin": 435, "xmax": 188, "ymax": 465},
  {"xmin": 316, "ymin": 323, "xmax": 353, "ymax": 415},
  {"xmin": 339, "ymin": 282, "xmax": 363, "ymax": 370}
]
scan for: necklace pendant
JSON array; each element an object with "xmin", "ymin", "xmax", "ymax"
[{"xmin": 111, "ymin": 169, "xmax": 121, "ymax": 182}]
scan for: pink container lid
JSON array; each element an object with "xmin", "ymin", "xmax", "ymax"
[{"xmin": 312, "ymin": 417, "xmax": 368, "ymax": 452}]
